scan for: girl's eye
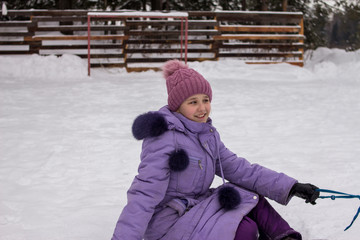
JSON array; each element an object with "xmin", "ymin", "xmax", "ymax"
[{"xmin": 189, "ymin": 101, "xmax": 197, "ymax": 105}]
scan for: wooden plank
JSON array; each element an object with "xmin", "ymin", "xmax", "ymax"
[
  {"xmin": 25, "ymin": 35, "xmax": 128, "ymax": 41},
  {"xmin": 219, "ymin": 25, "xmax": 301, "ymax": 33},
  {"xmin": 0, "ymin": 51, "xmax": 33, "ymax": 54},
  {"xmin": 128, "ymin": 29, "xmax": 219, "ymax": 36},
  {"xmin": 6, "ymin": 10, "xmax": 88, "ymax": 17},
  {"xmin": 32, "ymin": 15, "xmax": 129, "ymax": 23},
  {"xmin": 213, "ymin": 34, "xmax": 304, "ymax": 41},
  {"xmin": 0, "ymin": 32, "xmax": 33, "ymax": 36},
  {"xmin": 37, "ymin": 44, "xmax": 124, "ymax": 50},
  {"xmin": 91, "ymin": 63, "xmax": 126, "ymax": 68},
  {"xmin": 40, "ymin": 53, "xmax": 124, "ymax": 58},
  {"xmin": 218, "ymin": 18, "xmax": 301, "ymax": 25},
  {"xmin": 215, "ymin": 11, "xmax": 303, "ymax": 22},
  {"xmin": 32, "ymin": 16, "xmax": 87, "ymax": 22},
  {"xmin": 126, "ymin": 57, "xmax": 215, "ymax": 63},
  {"xmin": 126, "ymin": 39, "xmax": 214, "ymax": 44},
  {"xmin": 0, "ymin": 40, "xmax": 40, "ymax": 45},
  {"xmin": 218, "ymin": 42, "xmax": 304, "ymax": 49},
  {"xmin": 0, "ymin": 21, "xmax": 33, "ymax": 27},
  {"xmin": 78, "ymin": 53, "xmax": 125, "ymax": 58},
  {"xmin": 125, "ymin": 20, "xmax": 217, "ymax": 27},
  {"xmin": 126, "ymin": 67, "xmax": 161, "ymax": 72},
  {"xmin": 245, "ymin": 61, "xmax": 304, "ymax": 67},
  {"xmin": 36, "ymin": 25, "xmax": 127, "ymax": 32},
  {"xmin": 188, "ymin": 39, "xmax": 215, "ymax": 44},
  {"xmin": 125, "ymin": 48, "xmax": 214, "ymax": 54},
  {"xmin": 215, "ymin": 11, "xmax": 303, "ymax": 19},
  {"xmin": 218, "ymin": 52, "xmax": 303, "ymax": 58}
]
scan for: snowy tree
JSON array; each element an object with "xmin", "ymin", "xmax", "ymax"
[
  {"xmin": 6, "ymin": 0, "xmax": 56, "ymax": 9},
  {"xmin": 218, "ymin": 0, "xmax": 244, "ymax": 10},
  {"xmin": 330, "ymin": 0, "xmax": 360, "ymax": 50},
  {"xmin": 304, "ymin": 1, "xmax": 331, "ymax": 49}
]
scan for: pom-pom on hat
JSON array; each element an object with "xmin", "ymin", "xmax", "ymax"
[{"xmin": 162, "ymin": 60, "xmax": 212, "ymax": 111}]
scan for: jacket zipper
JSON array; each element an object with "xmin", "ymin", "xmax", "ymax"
[{"xmin": 198, "ymin": 160, "xmax": 203, "ymax": 170}]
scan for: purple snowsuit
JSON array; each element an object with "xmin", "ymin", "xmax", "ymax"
[{"xmin": 112, "ymin": 106, "xmax": 298, "ymax": 240}]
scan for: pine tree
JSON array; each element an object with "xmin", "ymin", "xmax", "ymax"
[
  {"xmin": 330, "ymin": 0, "xmax": 360, "ymax": 50},
  {"xmin": 7, "ymin": 0, "xmax": 57, "ymax": 9},
  {"xmin": 303, "ymin": 1, "xmax": 331, "ymax": 49},
  {"xmin": 218, "ymin": 0, "xmax": 243, "ymax": 10}
]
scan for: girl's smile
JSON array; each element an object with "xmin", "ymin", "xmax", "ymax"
[{"xmin": 177, "ymin": 94, "xmax": 211, "ymax": 123}]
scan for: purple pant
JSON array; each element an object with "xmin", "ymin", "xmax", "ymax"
[{"xmin": 234, "ymin": 196, "xmax": 302, "ymax": 240}]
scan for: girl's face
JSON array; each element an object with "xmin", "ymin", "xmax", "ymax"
[{"xmin": 177, "ymin": 94, "xmax": 211, "ymax": 123}]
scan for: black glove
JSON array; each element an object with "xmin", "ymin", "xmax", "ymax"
[{"xmin": 290, "ymin": 183, "xmax": 320, "ymax": 205}]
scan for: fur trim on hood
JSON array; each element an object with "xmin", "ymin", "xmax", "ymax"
[{"xmin": 132, "ymin": 112, "xmax": 168, "ymax": 140}]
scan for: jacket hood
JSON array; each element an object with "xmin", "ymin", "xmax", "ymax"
[
  {"xmin": 131, "ymin": 106, "xmax": 184, "ymax": 140},
  {"xmin": 132, "ymin": 106, "xmax": 214, "ymax": 140},
  {"xmin": 131, "ymin": 106, "xmax": 191, "ymax": 172}
]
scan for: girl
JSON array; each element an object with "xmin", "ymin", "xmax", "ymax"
[{"xmin": 112, "ymin": 60, "xmax": 319, "ymax": 240}]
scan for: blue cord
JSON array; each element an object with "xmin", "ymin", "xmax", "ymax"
[{"xmin": 316, "ymin": 189, "xmax": 360, "ymax": 231}]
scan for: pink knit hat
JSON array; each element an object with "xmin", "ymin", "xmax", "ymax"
[{"xmin": 162, "ymin": 60, "xmax": 212, "ymax": 111}]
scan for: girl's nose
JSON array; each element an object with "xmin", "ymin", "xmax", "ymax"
[{"xmin": 198, "ymin": 102, "xmax": 206, "ymax": 112}]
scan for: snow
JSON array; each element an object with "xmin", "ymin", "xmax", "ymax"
[
  {"xmin": 1, "ymin": 2, "xmax": 7, "ymax": 16},
  {"xmin": 88, "ymin": 11, "xmax": 189, "ymax": 17},
  {"xmin": 219, "ymin": 25, "xmax": 301, "ymax": 29},
  {"xmin": 0, "ymin": 48, "xmax": 360, "ymax": 240},
  {"xmin": 214, "ymin": 10, "xmax": 303, "ymax": 15},
  {"xmin": 221, "ymin": 34, "xmax": 304, "ymax": 38}
]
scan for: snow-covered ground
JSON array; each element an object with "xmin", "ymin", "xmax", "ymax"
[{"xmin": 0, "ymin": 48, "xmax": 359, "ymax": 240}]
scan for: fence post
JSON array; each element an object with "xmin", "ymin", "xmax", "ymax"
[
  {"xmin": 87, "ymin": 13, "xmax": 91, "ymax": 76},
  {"xmin": 212, "ymin": 14, "xmax": 220, "ymax": 61},
  {"xmin": 27, "ymin": 15, "xmax": 40, "ymax": 54},
  {"xmin": 123, "ymin": 18, "xmax": 128, "ymax": 72},
  {"xmin": 299, "ymin": 17, "xmax": 304, "ymax": 61}
]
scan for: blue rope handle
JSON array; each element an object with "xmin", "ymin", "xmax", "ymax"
[{"xmin": 316, "ymin": 189, "xmax": 360, "ymax": 231}]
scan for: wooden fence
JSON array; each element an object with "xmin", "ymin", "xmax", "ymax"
[{"xmin": 0, "ymin": 10, "xmax": 304, "ymax": 72}]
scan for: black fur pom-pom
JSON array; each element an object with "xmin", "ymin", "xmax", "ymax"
[
  {"xmin": 132, "ymin": 112, "xmax": 168, "ymax": 140},
  {"xmin": 218, "ymin": 186, "xmax": 241, "ymax": 210},
  {"xmin": 168, "ymin": 149, "xmax": 189, "ymax": 172}
]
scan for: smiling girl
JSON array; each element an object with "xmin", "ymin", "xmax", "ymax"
[{"xmin": 111, "ymin": 60, "xmax": 319, "ymax": 240}]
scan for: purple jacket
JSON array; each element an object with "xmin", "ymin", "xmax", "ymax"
[{"xmin": 112, "ymin": 106, "xmax": 297, "ymax": 240}]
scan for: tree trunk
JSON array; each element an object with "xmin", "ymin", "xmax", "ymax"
[
  {"xmin": 103, "ymin": 0, "xmax": 108, "ymax": 10},
  {"xmin": 142, "ymin": 0, "xmax": 147, "ymax": 11},
  {"xmin": 241, "ymin": 0, "xmax": 247, "ymax": 10},
  {"xmin": 260, "ymin": 0, "xmax": 268, "ymax": 11},
  {"xmin": 58, "ymin": 0, "xmax": 73, "ymax": 9},
  {"xmin": 282, "ymin": 0, "xmax": 288, "ymax": 11},
  {"xmin": 58, "ymin": 0, "xmax": 73, "ymax": 35},
  {"xmin": 151, "ymin": 0, "xmax": 162, "ymax": 10},
  {"xmin": 164, "ymin": 0, "xmax": 170, "ymax": 11}
]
